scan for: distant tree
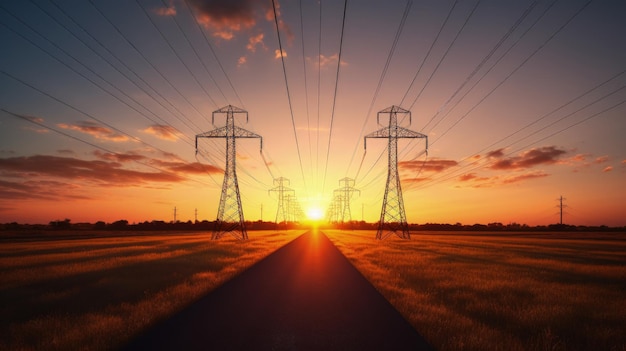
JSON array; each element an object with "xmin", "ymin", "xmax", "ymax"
[
  {"xmin": 94, "ymin": 221, "xmax": 106, "ymax": 230},
  {"xmin": 49, "ymin": 219, "xmax": 71, "ymax": 230},
  {"xmin": 110, "ymin": 219, "xmax": 128, "ymax": 230}
]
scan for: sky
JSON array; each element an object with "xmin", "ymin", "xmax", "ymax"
[{"xmin": 0, "ymin": 0, "xmax": 625, "ymax": 226}]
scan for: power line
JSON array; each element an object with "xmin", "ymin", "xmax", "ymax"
[
  {"xmin": 345, "ymin": 0, "xmax": 413, "ymax": 178},
  {"xmin": 133, "ymin": 0, "xmax": 217, "ymax": 111},
  {"xmin": 181, "ymin": 0, "xmax": 246, "ymax": 109},
  {"xmin": 400, "ymin": 0, "xmax": 460, "ymax": 106},
  {"xmin": 430, "ymin": 0, "xmax": 593, "ymax": 146},
  {"xmin": 322, "ymin": 0, "xmax": 348, "ymax": 193},
  {"xmin": 408, "ymin": 0, "xmax": 482, "ymax": 111},
  {"xmin": 86, "ymin": 0, "xmax": 211, "ymax": 125},
  {"xmin": 421, "ymin": 0, "xmax": 541, "ymax": 132},
  {"xmin": 271, "ymin": 0, "xmax": 308, "ymax": 194},
  {"xmin": 2, "ymin": 108, "xmax": 214, "ymax": 187}
]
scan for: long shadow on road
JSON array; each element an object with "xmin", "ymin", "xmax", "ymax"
[{"xmin": 122, "ymin": 229, "xmax": 433, "ymax": 350}]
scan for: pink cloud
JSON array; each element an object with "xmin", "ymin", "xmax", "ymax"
[
  {"xmin": 58, "ymin": 122, "xmax": 129, "ymax": 142},
  {"xmin": 602, "ymin": 166, "xmax": 613, "ymax": 172}
]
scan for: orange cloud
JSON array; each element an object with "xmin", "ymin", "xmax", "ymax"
[
  {"xmin": 188, "ymin": 0, "xmax": 258, "ymax": 39},
  {"xmin": 595, "ymin": 155, "xmax": 609, "ymax": 163},
  {"xmin": 400, "ymin": 158, "xmax": 458, "ymax": 173},
  {"xmin": 142, "ymin": 125, "xmax": 182, "ymax": 141},
  {"xmin": 58, "ymin": 122, "xmax": 129, "ymax": 142},
  {"xmin": 93, "ymin": 150, "xmax": 146, "ymax": 163},
  {"xmin": 0, "ymin": 179, "xmax": 91, "ymax": 201},
  {"xmin": 602, "ymin": 166, "xmax": 613, "ymax": 172},
  {"xmin": 489, "ymin": 146, "xmax": 566, "ymax": 170},
  {"xmin": 238, "ymin": 56, "xmax": 247, "ymax": 66},
  {"xmin": 275, "ymin": 48, "xmax": 287, "ymax": 59},
  {"xmin": 0, "ymin": 155, "xmax": 180, "ymax": 185},
  {"xmin": 246, "ymin": 33, "xmax": 266, "ymax": 52},
  {"xmin": 502, "ymin": 171, "xmax": 549, "ymax": 184}
]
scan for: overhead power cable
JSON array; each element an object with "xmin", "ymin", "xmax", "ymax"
[
  {"xmin": 271, "ymin": 0, "xmax": 308, "ymax": 194},
  {"xmin": 133, "ymin": 0, "xmax": 218, "ymax": 112},
  {"xmin": 408, "ymin": 0, "xmax": 482, "ymax": 111},
  {"xmin": 321, "ymin": 0, "xmax": 348, "ymax": 193},
  {"xmin": 430, "ymin": 0, "xmax": 593, "ymax": 146},
  {"xmin": 346, "ymin": 0, "xmax": 413, "ymax": 180}
]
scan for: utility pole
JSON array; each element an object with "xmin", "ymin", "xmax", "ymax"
[
  {"xmin": 364, "ymin": 105, "xmax": 427, "ymax": 240},
  {"xmin": 196, "ymin": 105, "xmax": 262, "ymax": 240},
  {"xmin": 268, "ymin": 177, "xmax": 295, "ymax": 224},
  {"xmin": 173, "ymin": 206, "xmax": 177, "ymax": 223},
  {"xmin": 194, "ymin": 208, "xmax": 198, "ymax": 223}
]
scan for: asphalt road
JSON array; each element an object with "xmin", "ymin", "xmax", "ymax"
[{"xmin": 122, "ymin": 229, "xmax": 433, "ymax": 350}]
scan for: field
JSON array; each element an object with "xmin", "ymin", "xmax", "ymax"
[
  {"xmin": 2, "ymin": 229, "xmax": 625, "ymax": 351},
  {"xmin": 0, "ymin": 230, "xmax": 302, "ymax": 351},
  {"xmin": 325, "ymin": 230, "xmax": 626, "ymax": 351}
]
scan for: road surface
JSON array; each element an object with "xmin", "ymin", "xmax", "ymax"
[{"xmin": 122, "ymin": 229, "xmax": 433, "ymax": 350}]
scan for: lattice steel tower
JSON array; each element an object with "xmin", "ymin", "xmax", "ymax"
[
  {"xmin": 364, "ymin": 105, "xmax": 427, "ymax": 240},
  {"xmin": 334, "ymin": 177, "xmax": 360, "ymax": 223},
  {"xmin": 268, "ymin": 177, "xmax": 295, "ymax": 224},
  {"xmin": 196, "ymin": 105, "xmax": 262, "ymax": 240}
]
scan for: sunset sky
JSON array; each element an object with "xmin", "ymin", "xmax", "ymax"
[{"xmin": 1, "ymin": 0, "xmax": 624, "ymax": 226}]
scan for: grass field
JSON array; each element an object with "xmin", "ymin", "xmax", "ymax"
[
  {"xmin": 325, "ymin": 230, "xmax": 626, "ymax": 351},
  {"xmin": 0, "ymin": 230, "xmax": 303, "ymax": 351}
]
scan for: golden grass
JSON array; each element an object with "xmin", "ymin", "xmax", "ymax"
[
  {"xmin": 0, "ymin": 230, "xmax": 304, "ymax": 351},
  {"xmin": 325, "ymin": 230, "xmax": 626, "ymax": 351}
]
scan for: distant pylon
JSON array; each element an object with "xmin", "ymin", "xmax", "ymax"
[
  {"xmin": 364, "ymin": 105, "xmax": 427, "ymax": 240},
  {"xmin": 333, "ymin": 177, "xmax": 360, "ymax": 223},
  {"xmin": 557, "ymin": 195, "xmax": 567, "ymax": 225},
  {"xmin": 196, "ymin": 105, "xmax": 262, "ymax": 240},
  {"xmin": 268, "ymin": 177, "xmax": 295, "ymax": 224}
]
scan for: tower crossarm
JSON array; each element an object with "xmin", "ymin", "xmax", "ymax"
[
  {"xmin": 195, "ymin": 126, "xmax": 262, "ymax": 152},
  {"xmin": 364, "ymin": 127, "xmax": 427, "ymax": 150}
]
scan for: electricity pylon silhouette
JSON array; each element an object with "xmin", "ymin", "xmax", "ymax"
[
  {"xmin": 364, "ymin": 105, "xmax": 427, "ymax": 240},
  {"xmin": 333, "ymin": 177, "xmax": 360, "ymax": 223},
  {"xmin": 268, "ymin": 177, "xmax": 295, "ymax": 224},
  {"xmin": 196, "ymin": 105, "xmax": 262, "ymax": 240}
]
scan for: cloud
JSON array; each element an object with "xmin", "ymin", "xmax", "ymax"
[
  {"xmin": 594, "ymin": 155, "xmax": 609, "ymax": 164},
  {"xmin": 141, "ymin": 125, "xmax": 182, "ymax": 141},
  {"xmin": 187, "ymin": 0, "xmax": 259, "ymax": 39},
  {"xmin": 238, "ymin": 56, "xmax": 247, "ymax": 66},
  {"xmin": 154, "ymin": 3, "xmax": 176, "ymax": 16},
  {"xmin": 0, "ymin": 155, "xmax": 182, "ymax": 186},
  {"xmin": 310, "ymin": 54, "xmax": 347, "ymax": 69},
  {"xmin": 602, "ymin": 166, "xmax": 613, "ymax": 172},
  {"xmin": 489, "ymin": 146, "xmax": 566, "ymax": 170},
  {"xmin": 93, "ymin": 150, "xmax": 146, "ymax": 163},
  {"xmin": 275, "ymin": 48, "xmax": 287, "ymax": 59},
  {"xmin": 0, "ymin": 179, "xmax": 91, "ymax": 201},
  {"xmin": 502, "ymin": 171, "xmax": 549, "ymax": 184},
  {"xmin": 246, "ymin": 33, "xmax": 266, "ymax": 52},
  {"xmin": 57, "ymin": 149, "xmax": 75, "ymax": 155},
  {"xmin": 58, "ymin": 121, "xmax": 129, "ymax": 142},
  {"xmin": 400, "ymin": 158, "xmax": 458, "ymax": 173}
]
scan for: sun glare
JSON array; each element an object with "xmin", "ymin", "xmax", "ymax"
[{"xmin": 306, "ymin": 207, "xmax": 324, "ymax": 221}]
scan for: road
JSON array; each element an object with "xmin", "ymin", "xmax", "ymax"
[{"xmin": 122, "ymin": 229, "xmax": 433, "ymax": 350}]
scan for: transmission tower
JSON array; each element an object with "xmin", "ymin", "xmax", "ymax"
[
  {"xmin": 364, "ymin": 105, "xmax": 427, "ymax": 240},
  {"xmin": 196, "ymin": 105, "xmax": 262, "ymax": 240},
  {"xmin": 557, "ymin": 195, "xmax": 567, "ymax": 225},
  {"xmin": 333, "ymin": 177, "xmax": 360, "ymax": 223},
  {"xmin": 268, "ymin": 177, "xmax": 295, "ymax": 224}
]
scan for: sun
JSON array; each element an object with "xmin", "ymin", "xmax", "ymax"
[{"xmin": 306, "ymin": 206, "xmax": 324, "ymax": 221}]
